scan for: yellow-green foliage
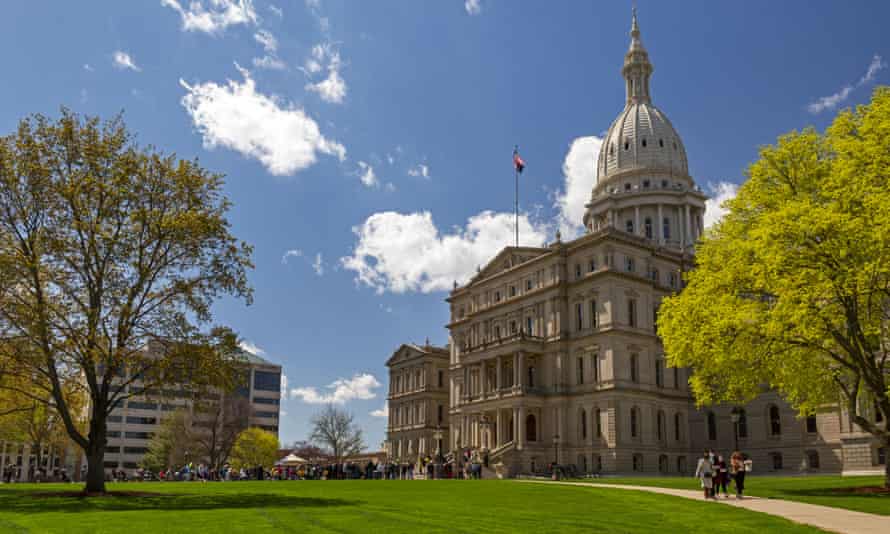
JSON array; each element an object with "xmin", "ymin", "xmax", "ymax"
[
  {"xmin": 230, "ymin": 427, "xmax": 279, "ymax": 470},
  {"xmin": 659, "ymin": 88, "xmax": 890, "ymax": 438}
]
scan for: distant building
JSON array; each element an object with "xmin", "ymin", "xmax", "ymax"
[
  {"xmin": 100, "ymin": 345, "xmax": 281, "ymax": 476},
  {"xmin": 384, "ymin": 343, "xmax": 450, "ymax": 463}
]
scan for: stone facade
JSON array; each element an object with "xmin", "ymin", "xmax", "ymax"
[
  {"xmin": 384, "ymin": 344, "xmax": 450, "ymax": 463},
  {"xmin": 398, "ymin": 11, "xmax": 888, "ymax": 478}
]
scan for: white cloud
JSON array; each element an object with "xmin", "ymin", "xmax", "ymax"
[
  {"xmin": 304, "ymin": 43, "xmax": 346, "ymax": 104},
  {"xmin": 407, "ymin": 164, "xmax": 430, "ymax": 179},
  {"xmin": 83, "ymin": 63, "xmax": 94, "ymax": 72},
  {"xmin": 280, "ymin": 374, "xmax": 288, "ymax": 400},
  {"xmin": 290, "ymin": 373, "xmax": 381, "ymax": 404},
  {"xmin": 357, "ymin": 161, "xmax": 378, "ymax": 188},
  {"xmin": 161, "ymin": 0, "xmax": 257, "ymax": 34},
  {"xmin": 370, "ymin": 401, "xmax": 388, "ymax": 418},
  {"xmin": 703, "ymin": 181, "xmax": 739, "ymax": 229},
  {"xmin": 281, "ymin": 249, "xmax": 303, "ymax": 263},
  {"xmin": 254, "ymin": 29, "xmax": 277, "ymax": 53},
  {"xmin": 465, "ymin": 0, "xmax": 482, "ymax": 15},
  {"xmin": 384, "ymin": 182, "xmax": 396, "ymax": 192},
  {"xmin": 312, "ymin": 252, "xmax": 324, "ymax": 276},
  {"xmin": 808, "ymin": 54, "xmax": 885, "ymax": 114},
  {"xmin": 341, "ymin": 210, "xmax": 548, "ymax": 294},
  {"xmin": 239, "ymin": 340, "xmax": 265, "ymax": 355},
  {"xmin": 379, "ymin": 303, "xmax": 393, "ymax": 313},
  {"xmin": 253, "ymin": 55, "xmax": 286, "ymax": 70},
  {"xmin": 179, "ymin": 65, "xmax": 346, "ymax": 176},
  {"xmin": 112, "ymin": 51, "xmax": 141, "ymax": 72},
  {"xmin": 555, "ymin": 136, "xmax": 601, "ymax": 239}
]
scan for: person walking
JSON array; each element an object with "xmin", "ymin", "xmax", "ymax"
[
  {"xmin": 694, "ymin": 451, "xmax": 714, "ymax": 500},
  {"xmin": 730, "ymin": 451, "xmax": 746, "ymax": 499},
  {"xmin": 714, "ymin": 455, "xmax": 729, "ymax": 498}
]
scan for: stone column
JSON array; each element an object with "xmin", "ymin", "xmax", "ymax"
[
  {"xmin": 517, "ymin": 407, "xmax": 525, "ymax": 450},
  {"xmin": 685, "ymin": 204, "xmax": 692, "ymax": 247},
  {"xmin": 634, "ymin": 205, "xmax": 640, "ymax": 236},
  {"xmin": 496, "ymin": 356, "xmax": 502, "ymax": 392},
  {"xmin": 496, "ymin": 409, "xmax": 504, "ymax": 447},
  {"xmin": 513, "ymin": 353, "xmax": 520, "ymax": 389},
  {"xmin": 656, "ymin": 204, "xmax": 663, "ymax": 244},
  {"xmin": 518, "ymin": 352, "xmax": 526, "ymax": 391}
]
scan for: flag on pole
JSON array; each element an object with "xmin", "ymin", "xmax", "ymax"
[{"xmin": 513, "ymin": 147, "xmax": 525, "ymax": 173}]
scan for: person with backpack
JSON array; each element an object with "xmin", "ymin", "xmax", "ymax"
[{"xmin": 694, "ymin": 450, "xmax": 715, "ymax": 499}]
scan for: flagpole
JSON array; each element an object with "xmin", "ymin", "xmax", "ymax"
[{"xmin": 515, "ymin": 161, "xmax": 519, "ymax": 248}]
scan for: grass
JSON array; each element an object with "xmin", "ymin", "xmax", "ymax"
[
  {"xmin": 575, "ymin": 475, "xmax": 889, "ymax": 516},
  {"xmin": 0, "ymin": 480, "xmax": 827, "ymax": 534}
]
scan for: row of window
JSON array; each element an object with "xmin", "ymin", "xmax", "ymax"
[
  {"xmin": 628, "ymin": 407, "xmax": 685, "ymax": 442},
  {"xmin": 704, "ymin": 406, "xmax": 817, "ymax": 441},
  {"xmin": 608, "ymin": 137, "xmax": 678, "ymax": 155}
]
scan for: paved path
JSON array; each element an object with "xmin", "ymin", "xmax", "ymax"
[{"xmin": 522, "ymin": 480, "xmax": 887, "ymax": 534}]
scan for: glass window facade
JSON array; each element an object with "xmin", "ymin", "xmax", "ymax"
[{"xmin": 253, "ymin": 371, "xmax": 281, "ymax": 392}]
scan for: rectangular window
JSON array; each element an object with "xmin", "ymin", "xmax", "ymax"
[
  {"xmin": 105, "ymin": 446, "xmax": 121, "ymax": 454},
  {"xmin": 526, "ymin": 279, "xmax": 532, "ymax": 291},
  {"xmin": 806, "ymin": 415, "xmax": 817, "ymax": 433},
  {"xmin": 126, "ymin": 416, "xmax": 157, "ymax": 425},
  {"xmin": 103, "ymin": 461, "xmax": 119, "ymax": 469},
  {"xmin": 589, "ymin": 259, "xmax": 596, "ymax": 272},
  {"xmin": 510, "ymin": 321, "xmax": 517, "ymax": 335},
  {"xmin": 437, "ymin": 404, "xmax": 443, "ymax": 424},
  {"xmin": 253, "ymin": 371, "xmax": 281, "ymax": 392},
  {"xmin": 656, "ymin": 359, "xmax": 664, "ymax": 388},
  {"xmin": 590, "ymin": 300, "xmax": 597, "ymax": 328},
  {"xmin": 107, "ymin": 415, "xmax": 123, "ymax": 423},
  {"xmin": 437, "ymin": 370, "xmax": 444, "ymax": 388},
  {"xmin": 575, "ymin": 264, "xmax": 582, "ymax": 279},
  {"xmin": 625, "ymin": 256, "xmax": 635, "ymax": 272},
  {"xmin": 495, "ymin": 291, "xmax": 501, "ymax": 302},
  {"xmin": 628, "ymin": 299, "xmax": 637, "ymax": 327},
  {"xmin": 576, "ymin": 303, "xmax": 583, "ymax": 331},
  {"xmin": 577, "ymin": 357, "xmax": 584, "ymax": 385},
  {"xmin": 123, "ymin": 447, "xmax": 149, "ymax": 455},
  {"xmin": 253, "ymin": 397, "xmax": 280, "ymax": 405},
  {"xmin": 255, "ymin": 411, "xmax": 279, "ymax": 419},
  {"xmin": 526, "ymin": 317, "xmax": 533, "ymax": 335},
  {"xmin": 592, "ymin": 354, "xmax": 599, "ymax": 383},
  {"xmin": 107, "ymin": 431, "xmax": 121, "ymax": 438},
  {"xmin": 510, "ymin": 285, "xmax": 517, "ymax": 297},
  {"xmin": 127, "ymin": 401, "xmax": 158, "ymax": 411},
  {"xmin": 124, "ymin": 431, "xmax": 153, "ymax": 440},
  {"xmin": 258, "ymin": 425, "xmax": 278, "ymax": 433}
]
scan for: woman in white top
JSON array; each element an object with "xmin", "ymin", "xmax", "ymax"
[{"xmin": 694, "ymin": 450, "xmax": 714, "ymax": 499}]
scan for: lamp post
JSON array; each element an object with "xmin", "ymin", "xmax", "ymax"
[
  {"xmin": 432, "ymin": 427, "xmax": 444, "ymax": 479},
  {"xmin": 730, "ymin": 407, "xmax": 741, "ymax": 452}
]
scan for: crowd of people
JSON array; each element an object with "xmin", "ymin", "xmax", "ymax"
[{"xmin": 694, "ymin": 449, "xmax": 753, "ymax": 499}]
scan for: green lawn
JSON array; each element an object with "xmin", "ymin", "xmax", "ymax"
[
  {"xmin": 0, "ymin": 480, "xmax": 826, "ymax": 533},
  {"xmin": 575, "ymin": 475, "xmax": 889, "ymax": 516}
]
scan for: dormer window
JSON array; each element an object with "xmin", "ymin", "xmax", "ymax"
[
  {"xmin": 641, "ymin": 138, "xmax": 647, "ymax": 147},
  {"xmin": 624, "ymin": 141, "xmax": 629, "ymax": 150}
]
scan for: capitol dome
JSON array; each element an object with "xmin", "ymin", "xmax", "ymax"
[{"xmin": 595, "ymin": 11, "xmax": 690, "ymax": 188}]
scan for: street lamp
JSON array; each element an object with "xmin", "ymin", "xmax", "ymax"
[
  {"xmin": 432, "ymin": 427, "xmax": 444, "ymax": 479},
  {"xmin": 730, "ymin": 407, "xmax": 742, "ymax": 452}
]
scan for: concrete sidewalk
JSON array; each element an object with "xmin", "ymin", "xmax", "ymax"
[{"xmin": 523, "ymin": 480, "xmax": 887, "ymax": 534}]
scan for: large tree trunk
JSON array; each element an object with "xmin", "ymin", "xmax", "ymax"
[
  {"xmin": 885, "ymin": 438, "xmax": 890, "ymax": 490},
  {"xmin": 83, "ymin": 410, "xmax": 107, "ymax": 494}
]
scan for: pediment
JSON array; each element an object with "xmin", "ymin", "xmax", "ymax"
[{"xmin": 468, "ymin": 246, "xmax": 550, "ymax": 286}]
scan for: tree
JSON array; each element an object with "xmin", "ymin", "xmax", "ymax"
[
  {"xmin": 658, "ymin": 87, "xmax": 890, "ymax": 487},
  {"xmin": 140, "ymin": 409, "xmax": 196, "ymax": 473},
  {"xmin": 0, "ymin": 111, "xmax": 253, "ymax": 493},
  {"xmin": 191, "ymin": 394, "xmax": 252, "ymax": 472},
  {"xmin": 229, "ymin": 427, "xmax": 279, "ymax": 470},
  {"xmin": 309, "ymin": 405, "xmax": 365, "ymax": 462},
  {"xmin": 286, "ymin": 440, "xmax": 330, "ymax": 463}
]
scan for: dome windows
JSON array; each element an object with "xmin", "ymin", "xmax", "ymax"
[
  {"xmin": 624, "ymin": 141, "xmax": 629, "ymax": 150},
  {"xmin": 610, "ymin": 144, "xmax": 614, "ymax": 156},
  {"xmin": 641, "ymin": 138, "xmax": 647, "ymax": 148}
]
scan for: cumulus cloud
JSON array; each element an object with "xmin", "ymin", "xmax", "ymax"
[
  {"xmin": 290, "ymin": 373, "xmax": 381, "ymax": 404},
  {"xmin": 281, "ymin": 249, "xmax": 303, "ymax": 263},
  {"xmin": 703, "ymin": 181, "xmax": 739, "ymax": 229},
  {"xmin": 555, "ymin": 136, "xmax": 601, "ymax": 239},
  {"xmin": 808, "ymin": 54, "xmax": 885, "ymax": 114},
  {"xmin": 269, "ymin": 4, "xmax": 283, "ymax": 18},
  {"xmin": 407, "ymin": 164, "xmax": 430, "ymax": 179},
  {"xmin": 465, "ymin": 0, "xmax": 482, "ymax": 15},
  {"xmin": 112, "ymin": 51, "xmax": 141, "ymax": 72},
  {"xmin": 312, "ymin": 252, "xmax": 324, "ymax": 276},
  {"xmin": 304, "ymin": 43, "xmax": 346, "ymax": 104},
  {"xmin": 254, "ymin": 29, "xmax": 277, "ymax": 52},
  {"xmin": 179, "ymin": 65, "xmax": 345, "ymax": 176},
  {"xmin": 239, "ymin": 340, "xmax": 264, "ymax": 356},
  {"xmin": 252, "ymin": 55, "xmax": 286, "ymax": 70},
  {"xmin": 341, "ymin": 210, "xmax": 549, "ymax": 294},
  {"xmin": 370, "ymin": 401, "xmax": 388, "ymax": 418},
  {"xmin": 357, "ymin": 161, "xmax": 378, "ymax": 188},
  {"xmin": 161, "ymin": 0, "xmax": 257, "ymax": 34}
]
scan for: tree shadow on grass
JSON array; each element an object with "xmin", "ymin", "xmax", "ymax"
[
  {"xmin": 775, "ymin": 487, "xmax": 890, "ymax": 499},
  {"xmin": 0, "ymin": 490, "xmax": 360, "ymax": 514}
]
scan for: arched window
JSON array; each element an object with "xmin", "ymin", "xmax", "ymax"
[
  {"xmin": 526, "ymin": 414, "xmax": 537, "ymax": 442},
  {"xmin": 707, "ymin": 411, "xmax": 717, "ymax": 441},
  {"xmin": 630, "ymin": 407, "xmax": 639, "ymax": 438},
  {"xmin": 610, "ymin": 144, "xmax": 614, "ymax": 156},
  {"xmin": 528, "ymin": 365, "xmax": 536, "ymax": 388},
  {"xmin": 662, "ymin": 217, "xmax": 671, "ymax": 240},
  {"xmin": 674, "ymin": 412, "xmax": 682, "ymax": 441},
  {"xmin": 769, "ymin": 405, "xmax": 782, "ymax": 436},
  {"xmin": 770, "ymin": 452, "xmax": 783, "ymax": 470},
  {"xmin": 641, "ymin": 138, "xmax": 647, "ymax": 148},
  {"xmin": 593, "ymin": 454, "xmax": 603, "ymax": 473},
  {"xmin": 632, "ymin": 453, "xmax": 643, "ymax": 472},
  {"xmin": 580, "ymin": 409, "xmax": 587, "ymax": 440},
  {"xmin": 657, "ymin": 410, "xmax": 665, "ymax": 442},
  {"xmin": 737, "ymin": 408, "xmax": 748, "ymax": 438},
  {"xmin": 626, "ymin": 220, "xmax": 634, "ymax": 234},
  {"xmin": 807, "ymin": 450, "xmax": 820, "ymax": 469},
  {"xmin": 658, "ymin": 454, "xmax": 668, "ymax": 473},
  {"xmin": 630, "ymin": 354, "xmax": 639, "ymax": 383},
  {"xmin": 644, "ymin": 218, "xmax": 653, "ymax": 239},
  {"xmin": 595, "ymin": 408, "xmax": 602, "ymax": 437}
]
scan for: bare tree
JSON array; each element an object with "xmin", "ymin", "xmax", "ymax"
[
  {"xmin": 309, "ymin": 405, "xmax": 365, "ymax": 462},
  {"xmin": 192, "ymin": 393, "xmax": 252, "ymax": 472}
]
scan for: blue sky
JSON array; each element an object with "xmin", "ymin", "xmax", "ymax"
[{"xmin": 1, "ymin": 0, "xmax": 887, "ymax": 449}]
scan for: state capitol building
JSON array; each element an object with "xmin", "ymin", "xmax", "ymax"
[{"xmin": 384, "ymin": 13, "xmax": 887, "ymax": 477}]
